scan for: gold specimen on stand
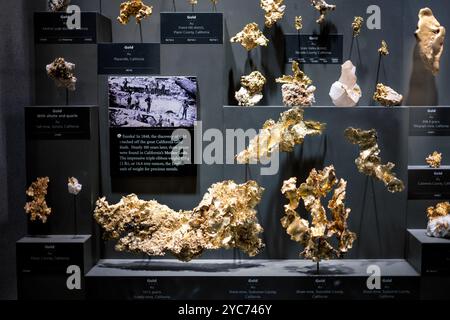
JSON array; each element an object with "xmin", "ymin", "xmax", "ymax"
[
  {"xmin": 345, "ymin": 127, "xmax": 405, "ymax": 193},
  {"xmin": 427, "ymin": 202, "xmax": 450, "ymax": 220},
  {"xmin": 373, "ymin": 83, "xmax": 403, "ymax": 107},
  {"xmin": 230, "ymin": 23, "xmax": 269, "ymax": 51},
  {"xmin": 295, "ymin": 16, "xmax": 303, "ymax": 31},
  {"xmin": 281, "ymin": 165, "xmax": 357, "ymax": 262},
  {"xmin": 415, "ymin": 8, "xmax": 446, "ymax": 75},
  {"xmin": 24, "ymin": 177, "xmax": 52, "ymax": 223},
  {"xmin": 352, "ymin": 16, "xmax": 364, "ymax": 37},
  {"xmin": 310, "ymin": 0, "xmax": 336, "ymax": 24},
  {"xmin": 426, "ymin": 202, "xmax": 450, "ymax": 238},
  {"xmin": 235, "ymin": 71, "xmax": 267, "ymax": 106},
  {"xmin": 260, "ymin": 0, "xmax": 286, "ymax": 28},
  {"xmin": 94, "ymin": 181, "xmax": 265, "ymax": 262},
  {"xmin": 426, "ymin": 151, "xmax": 442, "ymax": 168},
  {"xmin": 378, "ymin": 40, "xmax": 389, "ymax": 56},
  {"xmin": 276, "ymin": 61, "xmax": 316, "ymax": 107},
  {"xmin": 118, "ymin": 0, "xmax": 153, "ymax": 24},
  {"xmin": 236, "ymin": 107, "xmax": 325, "ymax": 164},
  {"xmin": 46, "ymin": 57, "xmax": 77, "ymax": 91}
]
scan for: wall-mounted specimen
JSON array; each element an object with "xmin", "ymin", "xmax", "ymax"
[
  {"xmin": 260, "ymin": 0, "xmax": 286, "ymax": 28},
  {"xmin": 281, "ymin": 165, "xmax": 357, "ymax": 262},
  {"xmin": 236, "ymin": 107, "xmax": 325, "ymax": 164},
  {"xmin": 118, "ymin": 0, "xmax": 153, "ymax": 25},
  {"xmin": 345, "ymin": 127, "xmax": 405, "ymax": 193},
  {"xmin": 426, "ymin": 202, "xmax": 450, "ymax": 238},
  {"xmin": 373, "ymin": 83, "xmax": 403, "ymax": 107},
  {"xmin": 415, "ymin": 8, "xmax": 446, "ymax": 75},
  {"xmin": 276, "ymin": 61, "xmax": 316, "ymax": 107},
  {"xmin": 235, "ymin": 71, "xmax": 267, "ymax": 106},
  {"xmin": 24, "ymin": 177, "xmax": 52, "ymax": 223},
  {"xmin": 352, "ymin": 16, "xmax": 364, "ymax": 37},
  {"xmin": 230, "ymin": 23, "xmax": 269, "ymax": 51},
  {"xmin": 426, "ymin": 151, "xmax": 442, "ymax": 168},
  {"xmin": 295, "ymin": 16, "xmax": 303, "ymax": 31},
  {"xmin": 48, "ymin": 0, "xmax": 70, "ymax": 12},
  {"xmin": 310, "ymin": 0, "xmax": 335, "ymax": 24},
  {"xmin": 378, "ymin": 40, "xmax": 389, "ymax": 56},
  {"xmin": 68, "ymin": 177, "xmax": 82, "ymax": 195},
  {"xmin": 329, "ymin": 60, "xmax": 362, "ymax": 107},
  {"xmin": 94, "ymin": 180, "xmax": 265, "ymax": 261},
  {"xmin": 46, "ymin": 57, "xmax": 77, "ymax": 91}
]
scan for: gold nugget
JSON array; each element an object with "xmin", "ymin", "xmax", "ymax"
[
  {"xmin": 426, "ymin": 151, "xmax": 442, "ymax": 168},
  {"xmin": 230, "ymin": 23, "xmax": 269, "ymax": 51},
  {"xmin": 118, "ymin": 0, "xmax": 153, "ymax": 25},
  {"xmin": 24, "ymin": 177, "xmax": 52, "ymax": 223},
  {"xmin": 260, "ymin": 0, "xmax": 286, "ymax": 28}
]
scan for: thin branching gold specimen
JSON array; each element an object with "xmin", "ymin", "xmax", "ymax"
[
  {"xmin": 260, "ymin": 0, "xmax": 286, "ymax": 28},
  {"xmin": 373, "ymin": 83, "xmax": 403, "ymax": 107},
  {"xmin": 295, "ymin": 16, "xmax": 303, "ymax": 31},
  {"xmin": 426, "ymin": 202, "xmax": 450, "ymax": 238},
  {"xmin": 276, "ymin": 61, "xmax": 316, "ymax": 106},
  {"xmin": 352, "ymin": 16, "xmax": 364, "ymax": 37},
  {"xmin": 24, "ymin": 177, "xmax": 52, "ymax": 223},
  {"xmin": 310, "ymin": 0, "xmax": 335, "ymax": 24},
  {"xmin": 426, "ymin": 151, "xmax": 442, "ymax": 168},
  {"xmin": 46, "ymin": 57, "xmax": 77, "ymax": 91},
  {"xmin": 378, "ymin": 40, "xmax": 389, "ymax": 56},
  {"xmin": 235, "ymin": 71, "xmax": 267, "ymax": 106},
  {"xmin": 230, "ymin": 23, "xmax": 269, "ymax": 51},
  {"xmin": 94, "ymin": 181, "xmax": 265, "ymax": 262},
  {"xmin": 345, "ymin": 127, "xmax": 405, "ymax": 193},
  {"xmin": 281, "ymin": 165, "xmax": 357, "ymax": 262},
  {"xmin": 118, "ymin": 0, "xmax": 153, "ymax": 24},
  {"xmin": 236, "ymin": 107, "xmax": 325, "ymax": 164}
]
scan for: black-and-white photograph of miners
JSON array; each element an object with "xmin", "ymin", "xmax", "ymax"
[{"xmin": 108, "ymin": 76, "xmax": 197, "ymax": 128}]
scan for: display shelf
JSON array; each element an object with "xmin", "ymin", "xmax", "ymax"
[
  {"xmin": 86, "ymin": 259, "xmax": 419, "ymax": 300},
  {"xmin": 16, "ymin": 235, "xmax": 93, "ymax": 300}
]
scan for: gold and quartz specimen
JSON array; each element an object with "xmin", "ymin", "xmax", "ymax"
[
  {"xmin": 235, "ymin": 71, "xmax": 267, "ymax": 106},
  {"xmin": 426, "ymin": 151, "xmax": 442, "ymax": 168},
  {"xmin": 295, "ymin": 16, "xmax": 303, "ymax": 31},
  {"xmin": 48, "ymin": 0, "xmax": 70, "ymax": 12},
  {"xmin": 373, "ymin": 83, "xmax": 403, "ymax": 107},
  {"xmin": 94, "ymin": 180, "xmax": 265, "ymax": 262},
  {"xmin": 24, "ymin": 177, "xmax": 52, "ymax": 223},
  {"xmin": 345, "ymin": 127, "xmax": 405, "ymax": 193},
  {"xmin": 378, "ymin": 40, "xmax": 389, "ymax": 56},
  {"xmin": 281, "ymin": 165, "xmax": 357, "ymax": 262},
  {"xmin": 310, "ymin": 0, "xmax": 336, "ymax": 24},
  {"xmin": 236, "ymin": 107, "xmax": 325, "ymax": 164},
  {"xmin": 46, "ymin": 57, "xmax": 77, "ymax": 91},
  {"xmin": 260, "ymin": 0, "xmax": 286, "ymax": 28},
  {"xmin": 230, "ymin": 23, "xmax": 269, "ymax": 51},
  {"xmin": 415, "ymin": 8, "xmax": 446, "ymax": 75},
  {"xmin": 426, "ymin": 202, "xmax": 450, "ymax": 238},
  {"xmin": 118, "ymin": 0, "xmax": 153, "ymax": 25},
  {"xmin": 352, "ymin": 16, "xmax": 364, "ymax": 37},
  {"xmin": 276, "ymin": 61, "xmax": 316, "ymax": 107}
]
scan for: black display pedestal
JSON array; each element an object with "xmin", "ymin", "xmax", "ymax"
[
  {"xmin": 86, "ymin": 259, "xmax": 419, "ymax": 300},
  {"xmin": 16, "ymin": 235, "xmax": 92, "ymax": 300}
]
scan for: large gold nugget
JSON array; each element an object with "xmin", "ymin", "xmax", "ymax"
[
  {"xmin": 236, "ymin": 107, "xmax": 325, "ymax": 164},
  {"xmin": 345, "ymin": 127, "xmax": 405, "ymax": 193},
  {"xmin": 24, "ymin": 177, "xmax": 52, "ymax": 223},
  {"xmin": 276, "ymin": 61, "xmax": 316, "ymax": 107},
  {"xmin": 94, "ymin": 181, "xmax": 265, "ymax": 262},
  {"xmin": 415, "ymin": 8, "xmax": 446, "ymax": 75},
  {"xmin": 281, "ymin": 165, "xmax": 357, "ymax": 262},
  {"xmin": 230, "ymin": 23, "xmax": 269, "ymax": 51},
  {"xmin": 118, "ymin": 0, "xmax": 153, "ymax": 25},
  {"xmin": 260, "ymin": 0, "xmax": 286, "ymax": 28}
]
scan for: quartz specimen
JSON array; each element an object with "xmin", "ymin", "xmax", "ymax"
[
  {"xmin": 426, "ymin": 202, "xmax": 450, "ymax": 238},
  {"xmin": 276, "ymin": 61, "xmax": 316, "ymax": 107},
  {"xmin": 426, "ymin": 151, "xmax": 442, "ymax": 168},
  {"xmin": 281, "ymin": 165, "xmax": 357, "ymax": 262},
  {"xmin": 345, "ymin": 127, "xmax": 405, "ymax": 193},
  {"xmin": 48, "ymin": 0, "xmax": 70, "ymax": 12},
  {"xmin": 235, "ymin": 71, "xmax": 267, "ymax": 106},
  {"xmin": 378, "ymin": 40, "xmax": 389, "ymax": 56},
  {"xmin": 68, "ymin": 177, "xmax": 82, "ymax": 195},
  {"xmin": 94, "ymin": 180, "xmax": 265, "ymax": 261},
  {"xmin": 295, "ymin": 16, "xmax": 303, "ymax": 31},
  {"xmin": 260, "ymin": 0, "xmax": 286, "ymax": 28},
  {"xmin": 118, "ymin": 0, "xmax": 153, "ymax": 25},
  {"xmin": 329, "ymin": 60, "xmax": 362, "ymax": 107},
  {"xmin": 230, "ymin": 23, "xmax": 269, "ymax": 51},
  {"xmin": 352, "ymin": 16, "xmax": 364, "ymax": 37},
  {"xmin": 415, "ymin": 8, "xmax": 446, "ymax": 75},
  {"xmin": 236, "ymin": 107, "xmax": 325, "ymax": 164},
  {"xmin": 24, "ymin": 177, "xmax": 52, "ymax": 223},
  {"xmin": 373, "ymin": 83, "xmax": 403, "ymax": 107},
  {"xmin": 46, "ymin": 57, "xmax": 77, "ymax": 91},
  {"xmin": 310, "ymin": 0, "xmax": 336, "ymax": 24}
]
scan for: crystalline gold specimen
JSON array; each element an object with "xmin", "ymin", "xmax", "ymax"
[
  {"xmin": 235, "ymin": 71, "xmax": 267, "ymax": 106},
  {"xmin": 329, "ymin": 60, "xmax": 362, "ymax": 107},
  {"xmin": 345, "ymin": 127, "xmax": 405, "ymax": 193},
  {"xmin": 352, "ymin": 16, "xmax": 364, "ymax": 37},
  {"xmin": 46, "ymin": 57, "xmax": 77, "ymax": 91},
  {"xmin": 24, "ymin": 177, "xmax": 52, "ymax": 223},
  {"xmin": 310, "ymin": 0, "xmax": 336, "ymax": 24},
  {"xmin": 415, "ymin": 8, "xmax": 446, "ymax": 75},
  {"xmin": 230, "ymin": 23, "xmax": 269, "ymax": 51},
  {"xmin": 373, "ymin": 83, "xmax": 403, "ymax": 107},
  {"xmin": 260, "ymin": 0, "xmax": 286, "ymax": 28},
  {"xmin": 48, "ymin": 0, "xmax": 70, "ymax": 12},
  {"xmin": 426, "ymin": 202, "xmax": 450, "ymax": 238},
  {"xmin": 378, "ymin": 40, "xmax": 389, "ymax": 56},
  {"xmin": 295, "ymin": 16, "xmax": 303, "ymax": 31},
  {"xmin": 426, "ymin": 151, "xmax": 442, "ymax": 168},
  {"xmin": 94, "ymin": 180, "xmax": 265, "ymax": 262},
  {"xmin": 118, "ymin": 0, "xmax": 153, "ymax": 25},
  {"xmin": 276, "ymin": 61, "xmax": 316, "ymax": 107},
  {"xmin": 281, "ymin": 165, "xmax": 357, "ymax": 262},
  {"xmin": 236, "ymin": 107, "xmax": 325, "ymax": 164}
]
